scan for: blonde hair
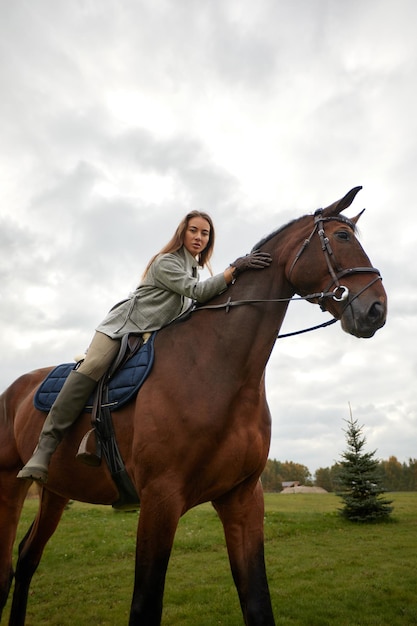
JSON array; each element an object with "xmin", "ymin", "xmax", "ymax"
[{"xmin": 142, "ymin": 210, "xmax": 215, "ymax": 278}]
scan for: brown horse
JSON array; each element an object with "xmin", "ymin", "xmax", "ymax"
[{"xmin": 0, "ymin": 187, "xmax": 387, "ymax": 626}]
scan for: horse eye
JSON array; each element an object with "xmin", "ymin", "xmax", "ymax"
[{"xmin": 335, "ymin": 230, "xmax": 350, "ymax": 241}]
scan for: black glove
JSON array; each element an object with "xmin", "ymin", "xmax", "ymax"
[{"xmin": 230, "ymin": 251, "xmax": 272, "ymax": 277}]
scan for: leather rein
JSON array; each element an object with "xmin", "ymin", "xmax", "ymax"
[{"xmin": 193, "ymin": 209, "xmax": 382, "ymax": 339}]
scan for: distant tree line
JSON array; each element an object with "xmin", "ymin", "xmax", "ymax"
[
  {"xmin": 315, "ymin": 456, "xmax": 417, "ymax": 492},
  {"xmin": 262, "ymin": 456, "xmax": 417, "ymax": 492},
  {"xmin": 261, "ymin": 459, "xmax": 312, "ymax": 491}
]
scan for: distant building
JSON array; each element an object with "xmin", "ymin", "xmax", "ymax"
[{"xmin": 281, "ymin": 481, "xmax": 300, "ymax": 489}]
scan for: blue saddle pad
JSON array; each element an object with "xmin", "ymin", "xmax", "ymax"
[{"xmin": 34, "ymin": 333, "xmax": 156, "ymax": 413}]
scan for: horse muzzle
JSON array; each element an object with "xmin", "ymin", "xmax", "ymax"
[{"xmin": 340, "ymin": 295, "xmax": 387, "ymax": 338}]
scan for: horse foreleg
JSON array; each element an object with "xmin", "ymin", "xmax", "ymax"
[
  {"xmin": 9, "ymin": 488, "xmax": 69, "ymax": 626},
  {"xmin": 129, "ymin": 495, "xmax": 182, "ymax": 626},
  {"xmin": 213, "ymin": 480, "xmax": 275, "ymax": 626}
]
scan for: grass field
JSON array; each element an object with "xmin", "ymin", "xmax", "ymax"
[{"xmin": 3, "ymin": 492, "xmax": 417, "ymax": 625}]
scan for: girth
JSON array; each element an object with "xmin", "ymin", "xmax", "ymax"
[{"xmin": 76, "ymin": 333, "xmax": 155, "ymax": 511}]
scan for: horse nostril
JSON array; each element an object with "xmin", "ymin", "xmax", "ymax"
[{"xmin": 369, "ymin": 301, "xmax": 385, "ymax": 322}]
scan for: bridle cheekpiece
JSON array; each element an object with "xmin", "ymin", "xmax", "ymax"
[{"xmin": 288, "ymin": 208, "xmax": 382, "ymax": 312}]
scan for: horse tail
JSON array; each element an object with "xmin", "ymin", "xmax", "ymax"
[
  {"xmin": 0, "ymin": 391, "xmax": 6, "ymax": 426},
  {"xmin": 0, "ymin": 369, "xmax": 48, "ymax": 469},
  {"xmin": 0, "ymin": 386, "xmax": 19, "ymax": 470},
  {"xmin": 0, "ymin": 374, "xmax": 25, "ymax": 427},
  {"xmin": 0, "ymin": 387, "xmax": 13, "ymax": 429},
  {"xmin": 0, "ymin": 376, "xmax": 23, "ymax": 446}
]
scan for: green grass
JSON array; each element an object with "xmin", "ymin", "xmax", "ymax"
[{"xmin": 3, "ymin": 493, "xmax": 417, "ymax": 625}]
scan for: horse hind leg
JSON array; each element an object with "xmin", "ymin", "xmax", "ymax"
[
  {"xmin": 0, "ymin": 471, "xmax": 30, "ymax": 623},
  {"xmin": 213, "ymin": 480, "xmax": 275, "ymax": 626},
  {"xmin": 8, "ymin": 487, "xmax": 69, "ymax": 626}
]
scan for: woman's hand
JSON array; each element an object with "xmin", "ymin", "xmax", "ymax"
[
  {"xmin": 223, "ymin": 251, "xmax": 272, "ymax": 284},
  {"xmin": 229, "ymin": 251, "xmax": 272, "ymax": 278}
]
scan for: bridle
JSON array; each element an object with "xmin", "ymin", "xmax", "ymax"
[
  {"xmin": 288, "ymin": 208, "xmax": 382, "ymax": 313},
  {"xmin": 191, "ymin": 210, "xmax": 383, "ymax": 338}
]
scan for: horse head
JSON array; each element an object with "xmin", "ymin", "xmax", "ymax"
[{"xmin": 285, "ymin": 186, "xmax": 387, "ymax": 338}]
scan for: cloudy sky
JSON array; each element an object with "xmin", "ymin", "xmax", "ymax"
[{"xmin": 1, "ymin": 0, "xmax": 416, "ymax": 475}]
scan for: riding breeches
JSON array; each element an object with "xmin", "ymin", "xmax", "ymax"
[{"xmin": 77, "ymin": 331, "xmax": 121, "ymax": 382}]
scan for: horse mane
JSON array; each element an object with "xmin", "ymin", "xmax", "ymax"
[
  {"xmin": 251, "ymin": 216, "xmax": 303, "ymax": 252},
  {"xmin": 251, "ymin": 211, "xmax": 357, "ymax": 252}
]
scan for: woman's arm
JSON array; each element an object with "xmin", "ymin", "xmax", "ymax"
[
  {"xmin": 152, "ymin": 254, "xmax": 228, "ymax": 303},
  {"xmin": 152, "ymin": 251, "xmax": 272, "ymax": 302},
  {"xmin": 223, "ymin": 266, "xmax": 235, "ymax": 285}
]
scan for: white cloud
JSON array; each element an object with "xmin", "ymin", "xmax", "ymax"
[{"xmin": 1, "ymin": 0, "xmax": 416, "ymax": 474}]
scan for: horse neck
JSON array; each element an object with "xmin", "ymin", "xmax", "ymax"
[{"xmin": 201, "ymin": 253, "xmax": 294, "ymax": 378}]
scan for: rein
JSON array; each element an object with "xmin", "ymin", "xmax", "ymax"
[
  {"xmin": 193, "ymin": 293, "xmax": 339, "ymax": 338},
  {"xmin": 192, "ymin": 210, "xmax": 382, "ymax": 339}
]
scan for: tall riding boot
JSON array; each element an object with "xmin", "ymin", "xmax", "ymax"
[{"xmin": 17, "ymin": 370, "xmax": 97, "ymax": 484}]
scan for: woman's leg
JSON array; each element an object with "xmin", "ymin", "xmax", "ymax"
[
  {"xmin": 17, "ymin": 333, "xmax": 121, "ymax": 483},
  {"xmin": 77, "ymin": 331, "xmax": 121, "ymax": 381}
]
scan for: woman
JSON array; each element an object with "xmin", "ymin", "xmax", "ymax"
[{"xmin": 18, "ymin": 211, "xmax": 271, "ymax": 483}]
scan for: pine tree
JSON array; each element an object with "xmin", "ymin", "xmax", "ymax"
[{"xmin": 336, "ymin": 410, "xmax": 393, "ymax": 522}]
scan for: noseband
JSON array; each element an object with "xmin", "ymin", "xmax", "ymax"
[{"xmin": 288, "ymin": 209, "xmax": 382, "ymax": 312}]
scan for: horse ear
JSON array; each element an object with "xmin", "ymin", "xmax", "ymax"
[
  {"xmin": 351, "ymin": 208, "xmax": 366, "ymax": 224},
  {"xmin": 322, "ymin": 186, "xmax": 363, "ymax": 217}
]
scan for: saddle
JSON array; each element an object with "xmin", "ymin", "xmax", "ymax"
[
  {"xmin": 34, "ymin": 333, "xmax": 156, "ymax": 413},
  {"xmin": 34, "ymin": 332, "xmax": 156, "ymax": 511}
]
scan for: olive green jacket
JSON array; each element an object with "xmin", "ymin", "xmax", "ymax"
[{"xmin": 96, "ymin": 246, "xmax": 227, "ymax": 338}]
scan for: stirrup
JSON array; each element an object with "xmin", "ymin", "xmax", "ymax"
[{"xmin": 76, "ymin": 428, "xmax": 102, "ymax": 467}]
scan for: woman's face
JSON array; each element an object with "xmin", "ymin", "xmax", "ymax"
[{"xmin": 183, "ymin": 216, "xmax": 211, "ymax": 257}]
